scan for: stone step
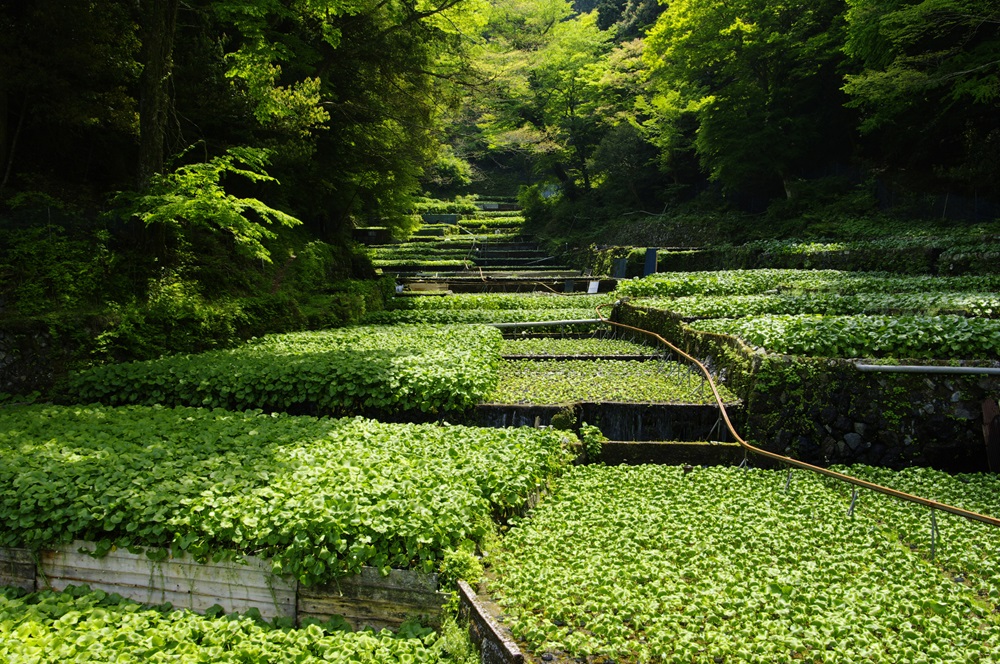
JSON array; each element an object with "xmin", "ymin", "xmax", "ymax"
[
  {"xmin": 474, "ymin": 247, "xmax": 547, "ymax": 256},
  {"xmin": 599, "ymin": 440, "xmax": 744, "ymax": 466},
  {"xmin": 397, "ymin": 269, "xmax": 580, "ymax": 278},
  {"xmin": 398, "ymin": 235, "xmax": 529, "ymax": 244},
  {"xmin": 473, "ymin": 243, "xmax": 542, "ymax": 252},
  {"xmin": 475, "ymin": 402, "xmax": 741, "ymax": 442},
  {"xmin": 436, "ymin": 278, "xmax": 618, "ymax": 294},
  {"xmin": 475, "ymin": 202, "xmax": 520, "ymax": 211},
  {"xmin": 472, "ymin": 258, "xmax": 563, "ymax": 268},
  {"xmin": 385, "ymin": 267, "xmax": 575, "ymax": 278}
]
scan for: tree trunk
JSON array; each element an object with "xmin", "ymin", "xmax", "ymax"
[
  {"xmin": 551, "ymin": 162, "xmax": 576, "ymax": 200},
  {"xmin": 0, "ymin": 94, "xmax": 27, "ymax": 197},
  {"xmin": 781, "ymin": 172, "xmax": 795, "ymax": 200},
  {"xmin": 137, "ymin": 0, "xmax": 179, "ymax": 190},
  {"xmin": 0, "ymin": 90, "xmax": 8, "ymax": 186},
  {"xmin": 576, "ymin": 145, "xmax": 591, "ymax": 191}
]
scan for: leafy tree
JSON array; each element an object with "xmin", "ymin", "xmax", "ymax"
[
  {"xmin": 114, "ymin": 147, "xmax": 300, "ymax": 262},
  {"xmin": 843, "ymin": 0, "xmax": 1000, "ymax": 197},
  {"xmin": 2, "ymin": 0, "xmax": 490, "ymax": 252},
  {"xmin": 596, "ymin": 0, "xmax": 664, "ymax": 39},
  {"xmin": 477, "ymin": 3, "xmax": 611, "ymax": 195},
  {"xmin": 644, "ymin": 0, "xmax": 852, "ymax": 199},
  {"xmin": 0, "ymin": 0, "xmax": 139, "ymax": 201},
  {"xmin": 202, "ymin": 0, "xmax": 488, "ymax": 235},
  {"xmin": 584, "ymin": 38, "xmax": 666, "ymax": 207},
  {"xmin": 590, "ymin": 122, "xmax": 660, "ymax": 206}
]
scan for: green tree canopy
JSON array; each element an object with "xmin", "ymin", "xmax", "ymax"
[
  {"xmin": 644, "ymin": 0, "xmax": 852, "ymax": 198},
  {"xmin": 843, "ymin": 0, "xmax": 1000, "ymax": 194},
  {"xmin": 476, "ymin": 2, "xmax": 612, "ymax": 195},
  {"xmin": 0, "ymin": 0, "xmax": 491, "ymax": 260}
]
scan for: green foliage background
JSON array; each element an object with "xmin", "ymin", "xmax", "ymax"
[{"xmin": 1, "ymin": 0, "xmax": 998, "ymax": 384}]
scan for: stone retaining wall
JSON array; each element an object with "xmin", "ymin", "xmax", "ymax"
[
  {"xmin": 476, "ymin": 402, "xmax": 739, "ymax": 442},
  {"xmin": 615, "ymin": 303, "xmax": 997, "ymax": 472}
]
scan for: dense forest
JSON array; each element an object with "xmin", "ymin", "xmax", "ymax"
[
  {"xmin": 468, "ymin": 0, "xmax": 999, "ymax": 236},
  {"xmin": 1, "ymin": 0, "xmax": 998, "ymax": 359}
]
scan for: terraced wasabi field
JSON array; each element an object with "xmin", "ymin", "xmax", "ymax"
[
  {"xmin": 66, "ymin": 324, "xmax": 504, "ymax": 417},
  {"xmin": 489, "ymin": 359, "xmax": 730, "ymax": 405},
  {"xmin": 0, "ymin": 405, "xmax": 572, "ymax": 583},
  {"xmin": 367, "ymin": 207, "xmax": 577, "ymax": 282},
  {"xmin": 500, "ymin": 337, "xmax": 658, "ymax": 357},
  {"xmin": 364, "ymin": 292, "xmax": 609, "ymax": 329},
  {"xmin": 623, "ymin": 269, "xmax": 1000, "ymax": 360},
  {"xmin": 5, "ymin": 208, "xmax": 1000, "ymax": 664},
  {"xmin": 0, "ymin": 585, "xmax": 468, "ymax": 663},
  {"xmin": 490, "ymin": 464, "xmax": 1000, "ymax": 664}
]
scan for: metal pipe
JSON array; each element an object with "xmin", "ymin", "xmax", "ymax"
[
  {"xmin": 856, "ymin": 364, "xmax": 1000, "ymax": 375},
  {"xmin": 491, "ymin": 319, "xmax": 604, "ymax": 329},
  {"xmin": 595, "ymin": 303, "xmax": 1000, "ymax": 529}
]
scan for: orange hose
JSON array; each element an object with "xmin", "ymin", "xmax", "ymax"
[{"xmin": 595, "ymin": 302, "xmax": 1000, "ymax": 529}]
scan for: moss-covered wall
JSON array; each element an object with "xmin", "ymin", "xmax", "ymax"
[{"xmin": 614, "ymin": 302, "xmax": 996, "ymax": 472}]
